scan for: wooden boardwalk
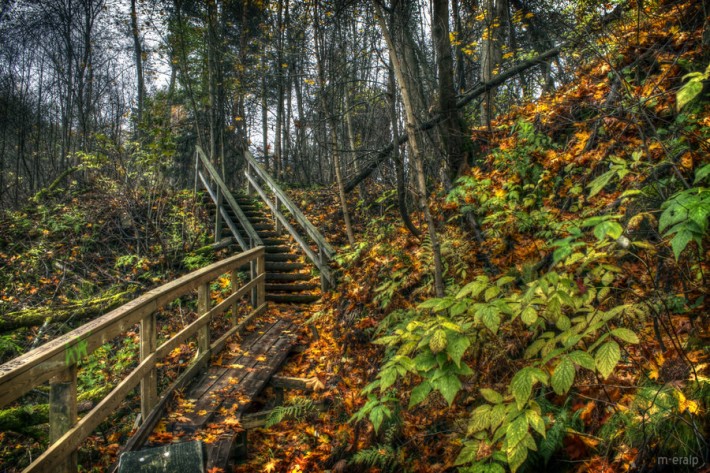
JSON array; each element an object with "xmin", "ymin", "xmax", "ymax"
[{"xmin": 116, "ymin": 314, "xmax": 300, "ymax": 472}]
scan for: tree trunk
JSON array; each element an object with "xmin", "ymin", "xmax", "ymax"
[
  {"xmin": 388, "ymin": 59, "xmax": 420, "ymax": 238},
  {"xmin": 313, "ymin": 4, "xmax": 356, "ymax": 246},
  {"xmin": 130, "ymin": 0, "xmax": 145, "ymax": 132},
  {"xmin": 262, "ymin": 52, "xmax": 270, "ymax": 171},
  {"xmin": 433, "ymin": 0, "xmax": 470, "ymax": 178},
  {"xmin": 480, "ymin": 0, "xmax": 507, "ymax": 127},
  {"xmin": 373, "ymin": 1, "xmax": 445, "ymax": 297}
]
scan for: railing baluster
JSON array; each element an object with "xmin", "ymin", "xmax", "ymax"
[
  {"xmin": 246, "ymin": 163, "xmax": 253, "ymax": 195},
  {"xmin": 231, "ymin": 269, "xmax": 239, "ymax": 327},
  {"xmin": 274, "ymin": 195, "xmax": 283, "ymax": 234},
  {"xmin": 250, "ymin": 260, "xmax": 257, "ymax": 306},
  {"xmin": 215, "ymin": 188, "xmax": 223, "ymax": 244},
  {"xmin": 257, "ymin": 250, "xmax": 266, "ymax": 307},
  {"xmin": 140, "ymin": 312, "xmax": 157, "ymax": 422},
  {"xmin": 319, "ymin": 246, "xmax": 330, "ymax": 291},
  {"xmin": 197, "ymin": 282, "xmax": 211, "ymax": 367},
  {"xmin": 49, "ymin": 364, "xmax": 77, "ymax": 473}
]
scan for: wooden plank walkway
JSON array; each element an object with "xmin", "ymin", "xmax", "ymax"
[{"xmin": 119, "ymin": 315, "xmax": 298, "ymax": 472}]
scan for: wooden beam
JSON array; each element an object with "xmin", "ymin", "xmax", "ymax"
[
  {"xmin": 140, "ymin": 313, "xmax": 157, "ymax": 420},
  {"xmin": 198, "ymin": 170, "xmax": 249, "ymax": 251},
  {"xmin": 49, "ymin": 365, "xmax": 77, "ymax": 473},
  {"xmin": 269, "ymin": 376, "xmax": 317, "ymax": 391}
]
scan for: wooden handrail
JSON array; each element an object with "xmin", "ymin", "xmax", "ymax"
[
  {"xmin": 0, "ymin": 247, "xmax": 267, "ymax": 472},
  {"xmin": 245, "ymin": 173, "xmax": 333, "ymax": 285},
  {"xmin": 195, "ymin": 146, "xmax": 263, "ymax": 249},
  {"xmin": 243, "ymin": 150, "xmax": 335, "ymax": 258},
  {"xmin": 243, "ymin": 150, "xmax": 335, "ymax": 288}
]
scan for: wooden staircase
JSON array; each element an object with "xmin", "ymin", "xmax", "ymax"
[
  {"xmin": 219, "ymin": 193, "xmax": 321, "ymax": 304},
  {"xmin": 196, "ymin": 145, "xmax": 335, "ymax": 305}
]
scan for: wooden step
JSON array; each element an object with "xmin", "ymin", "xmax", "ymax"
[
  {"xmin": 265, "ymin": 262, "xmax": 306, "ymax": 272},
  {"xmin": 234, "ymin": 199, "xmax": 259, "ymax": 207},
  {"xmin": 266, "ymin": 283, "xmax": 318, "ymax": 292},
  {"xmin": 226, "ymin": 213, "xmax": 268, "ymax": 223},
  {"xmin": 265, "ymin": 253, "xmax": 300, "ymax": 262},
  {"xmin": 266, "ymin": 293, "xmax": 321, "ymax": 303},
  {"xmin": 265, "ymin": 245, "xmax": 292, "ymax": 254},
  {"xmin": 265, "ymin": 272, "xmax": 312, "ymax": 282},
  {"xmin": 262, "ymin": 238, "xmax": 288, "ymax": 246},
  {"xmin": 257, "ymin": 231, "xmax": 283, "ymax": 239}
]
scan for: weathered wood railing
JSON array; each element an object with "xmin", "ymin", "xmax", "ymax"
[
  {"xmin": 195, "ymin": 145, "xmax": 263, "ymax": 250},
  {"xmin": 0, "ymin": 247, "xmax": 267, "ymax": 473},
  {"xmin": 243, "ymin": 149, "xmax": 336, "ymax": 289}
]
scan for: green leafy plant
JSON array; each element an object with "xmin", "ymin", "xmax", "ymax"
[
  {"xmin": 658, "ymin": 164, "xmax": 710, "ymax": 260},
  {"xmin": 350, "ymin": 391, "xmax": 399, "ymax": 433},
  {"xmin": 350, "ymin": 445, "xmax": 400, "ymax": 473},
  {"xmin": 265, "ymin": 397, "xmax": 318, "ymax": 428},
  {"xmin": 676, "ymin": 64, "xmax": 709, "ymax": 111}
]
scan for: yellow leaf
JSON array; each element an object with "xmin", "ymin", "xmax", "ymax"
[
  {"xmin": 264, "ymin": 460, "xmax": 277, "ymax": 473},
  {"xmin": 223, "ymin": 417, "xmax": 241, "ymax": 427},
  {"xmin": 675, "ymin": 390, "xmax": 699, "ymax": 414},
  {"xmin": 306, "ymin": 377, "xmax": 325, "ymax": 392}
]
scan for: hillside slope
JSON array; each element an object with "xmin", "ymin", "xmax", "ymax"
[{"xmin": 238, "ymin": 1, "xmax": 709, "ymax": 472}]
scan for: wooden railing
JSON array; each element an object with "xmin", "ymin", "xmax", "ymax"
[
  {"xmin": 195, "ymin": 146, "xmax": 263, "ymax": 250},
  {"xmin": 243, "ymin": 149, "xmax": 336, "ymax": 289},
  {"xmin": 0, "ymin": 247, "xmax": 267, "ymax": 473}
]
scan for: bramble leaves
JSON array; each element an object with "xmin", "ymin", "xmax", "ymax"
[
  {"xmin": 595, "ymin": 341, "xmax": 621, "ymax": 379},
  {"xmin": 551, "ymin": 357, "xmax": 575, "ymax": 395}
]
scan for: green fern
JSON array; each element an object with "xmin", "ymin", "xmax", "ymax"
[
  {"xmin": 530, "ymin": 397, "xmax": 582, "ymax": 466},
  {"xmin": 350, "ymin": 445, "xmax": 399, "ymax": 472},
  {"xmin": 265, "ymin": 397, "xmax": 317, "ymax": 428}
]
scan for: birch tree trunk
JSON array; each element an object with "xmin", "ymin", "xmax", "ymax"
[{"xmin": 372, "ymin": 0, "xmax": 445, "ymax": 297}]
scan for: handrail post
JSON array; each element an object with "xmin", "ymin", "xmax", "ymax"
[
  {"xmin": 49, "ymin": 364, "xmax": 77, "ymax": 473},
  {"xmin": 231, "ymin": 269, "xmax": 239, "ymax": 326},
  {"xmin": 194, "ymin": 151, "xmax": 199, "ymax": 196},
  {"xmin": 250, "ymin": 259, "xmax": 257, "ymax": 307},
  {"xmin": 140, "ymin": 312, "xmax": 157, "ymax": 422},
  {"xmin": 274, "ymin": 195, "xmax": 283, "ymax": 235},
  {"xmin": 215, "ymin": 187, "xmax": 223, "ymax": 243},
  {"xmin": 319, "ymin": 246, "xmax": 330, "ymax": 292},
  {"xmin": 245, "ymin": 163, "xmax": 253, "ymax": 196},
  {"xmin": 197, "ymin": 283, "xmax": 211, "ymax": 368},
  {"xmin": 257, "ymin": 249, "xmax": 266, "ymax": 307}
]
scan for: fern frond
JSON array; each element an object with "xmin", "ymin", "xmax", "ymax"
[
  {"xmin": 265, "ymin": 397, "xmax": 317, "ymax": 428},
  {"xmin": 350, "ymin": 445, "xmax": 399, "ymax": 472}
]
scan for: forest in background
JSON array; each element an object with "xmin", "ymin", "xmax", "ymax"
[{"xmin": 1, "ymin": 0, "xmax": 709, "ymax": 471}]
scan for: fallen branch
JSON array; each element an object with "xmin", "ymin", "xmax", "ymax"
[
  {"xmin": 191, "ymin": 237, "xmax": 235, "ymax": 256},
  {"xmin": 0, "ymin": 287, "xmax": 138, "ymax": 332},
  {"xmin": 0, "ymin": 385, "xmax": 109, "ymax": 433},
  {"xmin": 31, "ymin": 166, "xmax": 81, "ymax": 203},
  {"xmin": 344, "ymin": 46, "xmax": 562, "ymax": 192}
]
